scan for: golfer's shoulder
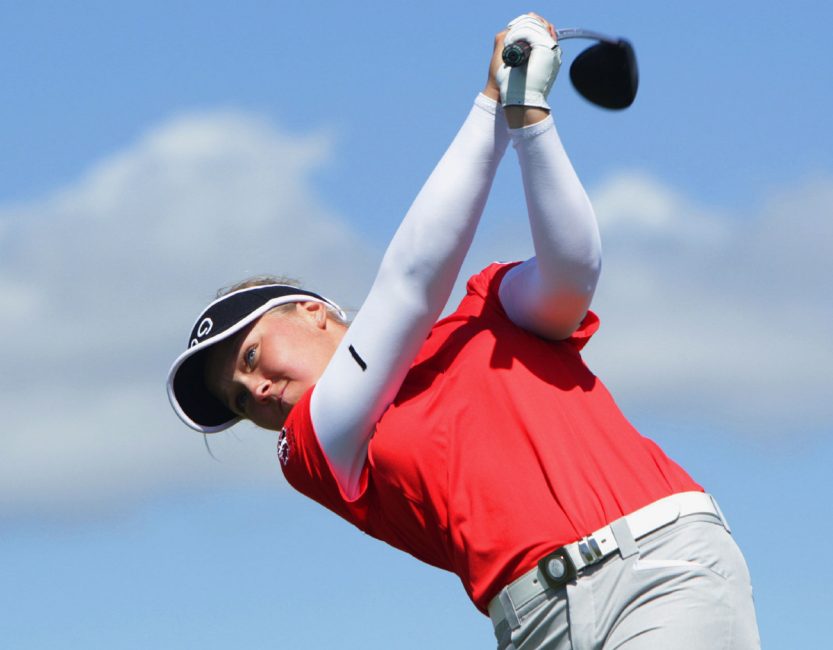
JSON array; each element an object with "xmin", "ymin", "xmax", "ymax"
[{"xmin": 465, "ymin": 261, "xmax": 523, "ymax": 300}]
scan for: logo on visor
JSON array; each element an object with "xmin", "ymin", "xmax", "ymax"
[
  {"xmin": 197, "ymin": 318, "xmax": 213, "ymax": 338},
  {"xmin": 190, "ymin": 317, "xmax": 214, "ymax": 348}
]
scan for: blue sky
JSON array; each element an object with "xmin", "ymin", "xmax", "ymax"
[{"xmin": 1, "ymin": 2, "xmax": 831, "ymax": 648}]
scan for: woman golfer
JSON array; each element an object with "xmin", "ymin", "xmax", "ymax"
[{"xmin": 167, "ymin": 14, "xmax": 760, "ymax": 649}]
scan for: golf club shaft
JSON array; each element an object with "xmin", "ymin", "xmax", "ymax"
[{"xmin": 554, "ymin": 28, "xmax": 620, "ymax": 45}]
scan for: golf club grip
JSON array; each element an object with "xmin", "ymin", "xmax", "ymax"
[{"xmin": 502, "ymin": 40, "xmax": 531, "ymax": 67}]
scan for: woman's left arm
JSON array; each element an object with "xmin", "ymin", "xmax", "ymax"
[{"xmin": 311, "ymin": 87, "xmax": 510, "ymax": 497}]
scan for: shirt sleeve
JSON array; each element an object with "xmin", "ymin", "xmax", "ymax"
[
  {"xmin": 470, "ymin": 261, "xmax": 600, "ymax": 351},
  {"xmin": 280, "ymin": 388, "xmax": 370, "ymax": 523}
]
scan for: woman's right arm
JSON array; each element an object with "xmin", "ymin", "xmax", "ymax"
[
  {"xmin": 497, "ymin": 111, "xmax": 601, "ymax": 341},
  {"xmin": 496, "ymin": 14, "xmax": 602, "ymax": 341},
  {"xmin": 309, "ymin": 52, "xmax": 511, "ymax": 497}
]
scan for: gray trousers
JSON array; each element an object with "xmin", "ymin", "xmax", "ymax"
[{"xmin": 493, "ymin": 515, "xmax": 760, "ymax": 649}]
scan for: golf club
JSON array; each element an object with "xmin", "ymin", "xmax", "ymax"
[{"xmin": 502, "ymin": 28, "xmax": 639, "ymax": 110}]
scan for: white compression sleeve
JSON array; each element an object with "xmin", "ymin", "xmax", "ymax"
[
  {"xmin": 310, "ymin": 95, "xmax": 510, "ymax": 497},
  {"xmin": 498, "ymin": 116, "xmax": 601, "ymax": 340}
]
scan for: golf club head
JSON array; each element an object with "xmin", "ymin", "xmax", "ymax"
[{"xmin": 568, "ymin": 39, "xmax": 638, "ymax": 109}]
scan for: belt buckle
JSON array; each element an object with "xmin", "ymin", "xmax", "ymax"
[
  {"xmin": 577, "ymin": 533, "xmax": 605, "ymax": 564},
  {"xmin": 538, "ymin": 546, "xmax": 576, "ymax": 589}
]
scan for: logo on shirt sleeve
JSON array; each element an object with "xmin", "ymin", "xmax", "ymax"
[{"xmin": 277, "ymin": 427, "xmax": 294, "ymax": 466}]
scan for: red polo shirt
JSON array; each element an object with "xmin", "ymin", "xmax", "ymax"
[{"xmin": 279, "ymin": 262, "xmax": 702, "ymax": 613}]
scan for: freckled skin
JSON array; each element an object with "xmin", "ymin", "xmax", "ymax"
[{"xmin": 204, "ymin": 302, "xmax": 346, "ymax": 430}]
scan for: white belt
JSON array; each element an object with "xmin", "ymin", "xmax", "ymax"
[{"xmin": 488, "ymin": 492, "xmax": 729, "ymax": 627}]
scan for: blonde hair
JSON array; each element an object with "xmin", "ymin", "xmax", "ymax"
[{"xmin": 216, "ymin": 275, "xmax": 350, "ymax": 325}]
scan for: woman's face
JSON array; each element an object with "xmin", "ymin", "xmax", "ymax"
[{"xmin": 204, "ymin": 301, "xmax": 345, "ymax": 430}]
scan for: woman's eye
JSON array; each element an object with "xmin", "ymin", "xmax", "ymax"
[
  {"xmin": 244, "ymin": 346, "xmax": 256, "ymax": 368},
  {"xmin": 235, "ymin": 391, "xmax": 249, "ymax": 413}
]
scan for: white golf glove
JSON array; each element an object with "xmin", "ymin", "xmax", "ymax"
[{"xmin": 496, "ymin": 14, "xmax": 562, "ymax": 110}]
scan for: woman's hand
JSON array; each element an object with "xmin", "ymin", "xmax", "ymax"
[
  {"xmin": 482, "ymin": 29, "xmax": 508, "ymax": 102},
  {"xmin": 508, "ymin": 12, "xmax": 557, "ymax": 42},
  {"xmin": 483, "ymin": 13, "xmax": 559, "ymax": 127}
]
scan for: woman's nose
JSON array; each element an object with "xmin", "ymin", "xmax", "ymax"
[{"xmin": 254, "ymin": 379, "xmax": 272, "ymax": 402}]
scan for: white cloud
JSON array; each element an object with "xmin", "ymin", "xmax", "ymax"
[
  {"xmin": 582, "ymin": 172, "xmax": 833, "ymax": 436},
  {"xmin": 0, "ymin": 110, "xmax": 378, "ymax": 519},
  {"xmin": 592, "ymin": 170, "xmax": 732, "ymax": 243}
]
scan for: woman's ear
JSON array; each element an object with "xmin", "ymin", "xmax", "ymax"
[{"xmin": 296, "ymin": 301, "xmax": 328, "ymax": 328}]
